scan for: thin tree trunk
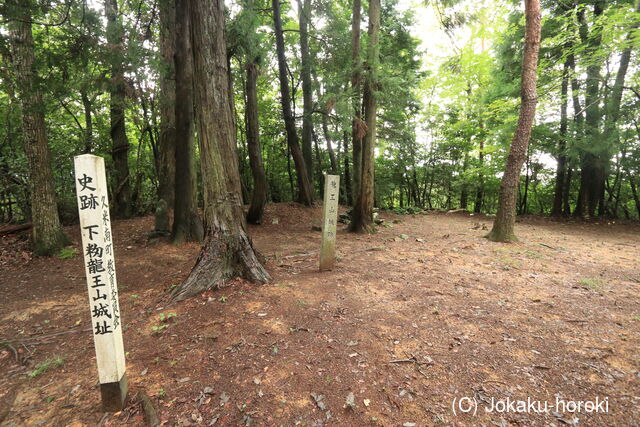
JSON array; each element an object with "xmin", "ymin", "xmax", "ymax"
[
  {"xmin": 487, "ymin": 0, "xmax": 541, "ymax": 242},
  {"xmin": 105, "ymin": 0, "xmax": 132, "ymax": 218},
  {"xmin": 552, "ymin": 60, "xmax": 569, "ymax": 216},
  {"xmin": 460, "ymin": 154, "xmax": 468, "ymax": 210},
  {"xmin": 474, "ymin": 137, "xmax": 484, "ymax": 213},
  {"xmin": 563, "ymin": 167, "xmax": 572, "ymax": 215},
  {"xmin": 321, "ymin": 111, "xmax": 338, "ymax": 174},
  {"xmin": 172, "ymin": 0, "xmax": 203, "ymax": 244},
  {"xmin": 81, "ymin": 90, "xmax": 93, "ymax": 153},
  {"xmin": 245, "ymin": 62, "xmax": 269, "ymax": 224},
  {"xmin": 313, "ymin": 129, "xmax": 324, "ymax": 192},
  {"xmin": 172, "ymin": 0, "xmax": 270, "ymax": 301},
  {"xmin": 9, "ymin": 2, "xmax": 68, "ymax": 255},
  {"xmin": 271, "ymin": 0, "xmax": 313, "ymax": 205},
  {"xmin": 297, "ymin": 0, "xmax": 313, "ymax": 184},
  {"xmin": 157, "ymin": 0, "xmax": 177, "ymax": 229},
  {"xmin": 343, "ymin": 130, "xmax": 352, "ymax": 205},
  {"xmin": 350, "ymin": 0, "xmax": 363, "ymax": 204},
  {"xmin": 350, "ymin": 0, "xmax": 380, "ymax": 233},
  {"xmin": 628, "ymin": 172, "xmax": 640, "ymax": 219}
]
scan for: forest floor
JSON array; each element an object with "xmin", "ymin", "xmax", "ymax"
[{"xmin": 1, "ymin": 203, "xmax": 639, "ymax": 427}]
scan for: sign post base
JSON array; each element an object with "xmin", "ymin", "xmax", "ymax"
[{"xmin": 100, "ymin": 373, "xmax": 128, "ymax": 412}]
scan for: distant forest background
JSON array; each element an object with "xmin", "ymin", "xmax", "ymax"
[{"xmin": 1, "ymin": 0, "xmax": 639, "ymax": 228}]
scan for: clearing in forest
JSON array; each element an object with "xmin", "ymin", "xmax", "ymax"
[{"xmin": 1, "ymin": 203, "xmax": 639, "ymax": 426}]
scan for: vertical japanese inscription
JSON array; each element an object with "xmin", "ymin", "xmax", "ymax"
[
  {"xmin": 74, "ymin": 154, "xmax": 127, "ymax": 411},
  {"xmin": 320, "ymin": 174, "xmax": 340, "ymax": 271}
]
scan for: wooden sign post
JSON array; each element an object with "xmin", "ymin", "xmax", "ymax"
[
  {"xmin": 74, "ymin": 154, "xmax": 127, "ymax": 411},
  {"xmin": 320, "ymin": 174, "xmax": 340, "ymax": 271}
]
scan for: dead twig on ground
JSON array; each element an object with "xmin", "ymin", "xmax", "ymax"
[{"xmin": 1, "ymin": 327, "xmax": 92, "ymax": 344}]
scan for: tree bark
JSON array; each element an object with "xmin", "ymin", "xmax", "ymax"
[
  {"xmin": 343, "ymin": 130, "xmax": 352, "ymax": 205},
  {"xmin": 552, "ymin": 60, "xmax": 569, "ymax": 216},
  {"xmin": 271, "ymin": 0, "xmax": 313, "ymax": 205},
  {"xmin": 8, "ymin": 2, "xmax": 68, "ymax": 255},
  {"xmin": 628, "ymin": 171, "xmax": 640, "ymax": 219},
  {"xmin": 575, "ymin": 1, "xmax": 605, "ymax": 218},
  {"xmin": 81, "ymin": 90, "xmax": 94, "ymax": 153},
  {"xmin": 172, "ymin": 0, "xmax": 270, "ymax": 301},
  {"xmin": 474, "ymin": 138, "xmax": 484, "ymax": 213},
  {"xmin": 350, "ymin": 0, "xmax": 363, "ymax": 204},
  {"xmin": 171, "ymin": 0, "xmax": 203, "ymax": 244},
  {"xmin": 245, "ymin": 62, "xmax": 269, "ymax": 224},
  {"xmin": 487, "ymin": 0, "xmax": 541, "ymax": 242},
  {"xmin": 297, "ymin": 0, "xmax": 314, "ymax": 184},
  {"xmin": 349, "ymin": 0, "xmax": 380, "ymax": 233},
  {"xmin": 156, "ymin": 0, "xmax": 177, "ymax": 228},
  {"xmin": 105, "ymin": 0, "xmax": 132, "ymax": 218},
  {"xmin": 321, "ymin": 110, "xmax": 338, "ymax": 175}
]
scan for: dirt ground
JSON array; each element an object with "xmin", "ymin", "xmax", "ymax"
[{"xmin": 1, "ymin": 203, "xmax": 639, "ymax": 427}]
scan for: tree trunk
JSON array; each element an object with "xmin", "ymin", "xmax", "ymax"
[
  {"xmin": 487, "ymin": 0, "xmax": 541, "ymax": 242},
  {"xmin": 628, "ymin": 171, "xmax": 640, "ymax": 219},
  {"xmin": 552, "ymin": 60, "xmax": 569, "ymax": 216},
  {"xmin": 343, "ymin": 131, "xmax": 352, "ymax": 205},
  {"xmin": 474, "ymin": 138, "xmax": 484, "ymax": 213},
  {"xmin": 245, "ymin": 62, "xmax": 269, "ymax": 224},
  {"xmin": 171, "ymin": 0, "xmax": 203, "ymax": 244},
  {"xmin": 563, "ymin": 167, "xmax": 572, "ymax": 216},
  {"xmin": 9, "ymin": 2, "xmax": 68, "ymax": 255},
  {"xmin": 460, "ymin": 154, "xmax": 468, "ymax": 210},
  {"xmin": 297, "ymin": 0, "xmax": 314, "ymax": 184},
  {"xmin": 171, "ymin": 0, "xmax": 270, "ymax": 301},
  {"xmin": 105, "ymin": 0, "xmax": 132, "ymax": 218},
  {"xmin": 81, "ymin": 90, "xmax": 94, "ymax": 153},
  {"xmin": 156, "ymin": 0, "xmax": 177, "ymax": 229},
  {"xmin": 575, "ymin": 1, "xmax": 605, "ymax": 218},
  {"xmin": 349, "ymin": 0, "xmax": 380, "ymax": 233},
  {"xmin": 321, "ymin": 111, "xmax": 338, "ymax": 174},
  {"xmin": 271, "ymin": 0, "xmax": 313, "ymax": 205},
  {"xmin": 350, "ymin": 0, "xmax": 363, "ymax": 204}
]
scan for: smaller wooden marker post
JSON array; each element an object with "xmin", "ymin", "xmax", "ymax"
[
  {"xmin": 74, "ymin": 154, "xmax": 127, "ymax": 411},
  {"xmin": 320, "ymin": 174, "xmax": 340, "ymax": 271}
]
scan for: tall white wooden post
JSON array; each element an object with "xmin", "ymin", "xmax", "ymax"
[
  {"xmin": 74, "ymin": 154, "xmax": 127, "ymax": 411},
  {"xmin": 320, "ymin": 174, "xmax": 340, "ymax": 271}
]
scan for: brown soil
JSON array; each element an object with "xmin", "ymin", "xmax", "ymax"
[{"xmin": 1, "ymin": 203, "xmax": 639, "ymax": 426}]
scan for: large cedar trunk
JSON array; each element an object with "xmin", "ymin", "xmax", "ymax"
[
  {"xmin": 271, "ymin": 0, "xmax": 313, "ymax": 205},
  {"xmin": 245, "ymin": 62, "xmax": 269, "ymax": 224},
  {"xmin": 551, "ymin": 61, "xmax": 569, "ymax": 216},
  {"xmin": 349, "ymin": 0, "xmax": 380, "ymax": 233},
  {"xmin": 298, "ymin": 0, "xmax": 314, "ymax": 184},
  {"xmin": 105, "ymin": 0, "xmax": 132, "ymax": 219},
  {"xmin": 171, "ymin": 0, "xmax": 203, "ymax": 244},
  {"xmin": 487, "ymin": 0, "xmax": 541, "ymax": 242},
  {"xmin": 9, "ymin": 3, "xmax": 68, "ymax": 255},
  {"xmin": 156, "ymin": 0, "xmax": 177, "ymax": 226},
  {"xmin": 172, "ymin": 0, "xmax": 270, "ymax": 301},
  {"xmin": 350, "ymin": 0, "xmax": 363, "ymax": 203}
]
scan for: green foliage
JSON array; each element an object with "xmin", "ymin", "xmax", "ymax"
[
  {"xmin": 579, "ymin": 278, "xmax": 607, "ymax": 290},
  {"xmin": 152, "ymin": 312, "xmax": 177, "ymax": 333},
  {"xmin": 28, "ymin": 355, "xmax": 64, "ymax": 378},
  {"xmin": 1, "ymin": 0, "xmax": 638, "ymax": 234},
  {"xmin": 57, "ymin": 247, "xmax": 77, "ymax": 259}
]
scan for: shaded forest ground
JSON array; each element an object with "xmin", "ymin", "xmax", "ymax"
[{"xmin": 1, "ymin": 203, "xmax": 639, "ymax": 426}]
